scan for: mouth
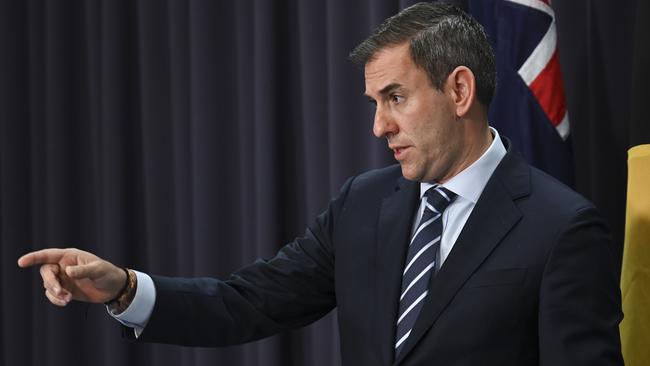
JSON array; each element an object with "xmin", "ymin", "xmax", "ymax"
[{"xmin": 390, "ymin": 145, "xmax": 411, "ymax": 160}]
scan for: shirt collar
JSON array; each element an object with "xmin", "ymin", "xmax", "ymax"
[{"xmin": 420, "ymin": 127, "xmax": 506, "ymax": 203}]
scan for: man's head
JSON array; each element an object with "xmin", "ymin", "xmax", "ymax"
[
  {"xmin": 349, "ymin": 2, "xmax": 496, "ymax": 183},
  {"xmin": 349, "ymin": 2, "xmax": 496, "ymax": 108}
]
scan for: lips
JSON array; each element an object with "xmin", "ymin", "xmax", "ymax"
[{"xmin": 391, "ymin": 145, "xmax": 411, "ymax": 160}]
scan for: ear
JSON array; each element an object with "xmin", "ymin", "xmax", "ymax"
[{"xmin": 446, "ymin": 66, "xmax": 476, "ymax": 118}]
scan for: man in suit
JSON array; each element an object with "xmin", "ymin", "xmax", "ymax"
[{"xmin": 18, "ymin": 3, "xmax": 623, "ymax": 365}]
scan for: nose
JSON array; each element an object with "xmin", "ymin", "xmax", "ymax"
[{"xmin": 373, "ymin": 106, "xmax": 397, "ymax": 139}]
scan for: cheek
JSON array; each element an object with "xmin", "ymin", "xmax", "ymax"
[{"xmin": 416, "ymin": 124, "xmax": 443, "ymax": 151}]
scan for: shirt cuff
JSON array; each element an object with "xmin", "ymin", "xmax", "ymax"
[{"xmin": 106, "ymin": 270, "xmax": 156, "ymax": 338}]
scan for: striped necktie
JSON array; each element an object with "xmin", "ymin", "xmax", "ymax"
[{"xmin": 394, "ymin": 185, "xmax": 457, "ymax": 357}]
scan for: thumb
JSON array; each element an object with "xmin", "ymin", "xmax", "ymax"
[{"xmin": 65, "ymin": 261, "xmax": 103, "ymax": 280}]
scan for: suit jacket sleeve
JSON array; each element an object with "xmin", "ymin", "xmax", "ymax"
[
  {"xmin": 538, "ymin": 206, "xmax": 624, "ymax": 365},
  {"xmin": 133, "ymin": 177, "xmax": 356, "ymax": 347}
]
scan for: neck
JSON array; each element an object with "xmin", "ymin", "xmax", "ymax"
[{"xmin": 437, "ymin": 122, "xmax": 492, "ymax": 184}]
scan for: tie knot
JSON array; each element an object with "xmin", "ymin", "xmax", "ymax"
[{"xmin": 425, "ymin": 186, "xmax": 457, "ymax": 213}]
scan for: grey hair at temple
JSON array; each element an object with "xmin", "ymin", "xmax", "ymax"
[{"xmin": 349, "ymin": 2, "xmax": 497, "ymax": 108}]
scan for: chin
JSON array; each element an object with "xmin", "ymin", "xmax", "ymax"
[{"xmin": 400, "ymin": 166, "xmax": 423, "ymax": 182}]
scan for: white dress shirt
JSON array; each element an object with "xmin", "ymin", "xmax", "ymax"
[
  {"xmin": 111, "ymin": 127, "xmax": 507, "ymax": 336},
  {"xmin": 414, "ymin": 127, "xmax": 506, "ymax": 268},
  {"xmin": 109, "ymin": 270, "xmax": 156, "ymax": 337}
]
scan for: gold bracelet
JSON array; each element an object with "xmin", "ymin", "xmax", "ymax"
[{"xmin": 105, "ymin": 268, "xmax": 137, "ymax": 313}]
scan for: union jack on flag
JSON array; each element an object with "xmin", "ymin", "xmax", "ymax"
[{"xmin": 469, "ymin": 0, "xmax": 573, "ymax": 186}]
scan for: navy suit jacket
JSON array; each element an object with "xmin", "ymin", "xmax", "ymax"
[{"xmin": 135, "ymin": 141, "xmax": 623, "ymax": 365}]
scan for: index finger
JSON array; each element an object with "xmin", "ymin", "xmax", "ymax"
[{"xmin": 18, "ymin": 248, "xmax": 66, "ymax": 268}]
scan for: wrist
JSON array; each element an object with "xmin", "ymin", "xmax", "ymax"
[{"xmin": 105, "ymin": 268, "xmax": 137, "ymax": 314}]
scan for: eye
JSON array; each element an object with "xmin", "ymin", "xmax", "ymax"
[
  {"xmin": 391, "ymin": 94, "xmax": 404, "ymax": 104},
  {"xmin": 367, "ymin": 98, "xmax": 377, "ymax": 107}
]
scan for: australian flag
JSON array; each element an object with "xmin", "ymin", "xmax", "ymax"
[{"xmin": 468, "ymin": 0, "xmax": 574, "ymax": 186}]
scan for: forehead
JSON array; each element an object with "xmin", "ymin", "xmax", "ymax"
[{"xmin": 364, "ymin": 42, "xmax": 419, "ymax": 94}]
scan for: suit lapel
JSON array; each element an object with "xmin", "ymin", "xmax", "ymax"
[
  {"xmin": 393, "ymin": 150, "xmax": 530, "ymax": 365},
  {"xmin": 374, "ymin": 177, "xmax": 420, "ymax": 365}
]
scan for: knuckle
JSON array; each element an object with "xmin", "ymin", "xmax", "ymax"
[{"xmin": 40, "ymin": 263, "xmax": 58, "ymax": 276}]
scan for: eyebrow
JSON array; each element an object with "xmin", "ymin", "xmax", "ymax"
[{"xmin": 365, "ymin": 83, "xmax": 403, "ymax": 99}]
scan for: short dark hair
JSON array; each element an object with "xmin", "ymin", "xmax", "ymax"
[{"xmin": 349, "ymin": 2, "xmax": 496, "ymax": 108}]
